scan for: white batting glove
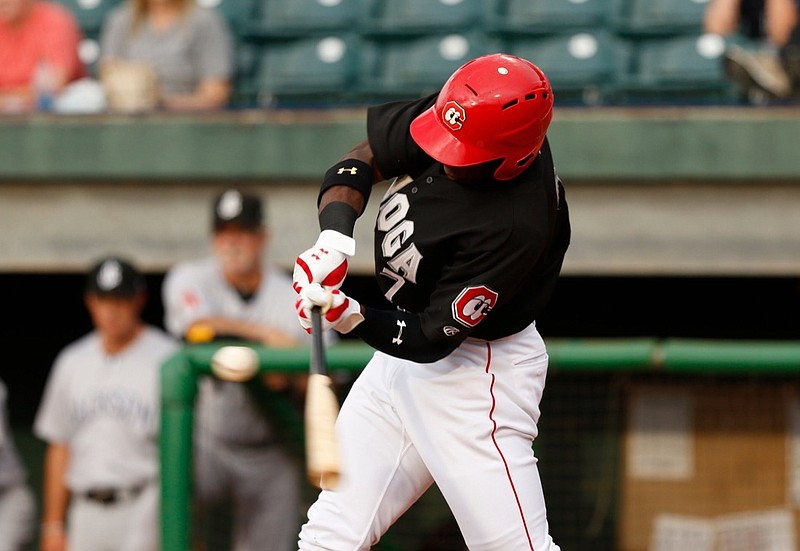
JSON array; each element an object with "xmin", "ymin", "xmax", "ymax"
[
  {"xmin": 296, "ymin": 283, "xmax": 364, "ymax": 334},
  {"xmin": 292, "ymin": 230, "xmax": 356, "ymax": 293}
]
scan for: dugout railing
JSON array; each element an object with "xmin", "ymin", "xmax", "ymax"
[{"xmin": 160, "ymin": 339, "xmax": 800, "ymax": 550}]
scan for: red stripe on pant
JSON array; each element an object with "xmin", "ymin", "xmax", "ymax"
[{"xmin": 484, "ymin": 342, "xmax": 535, "ymax": 551}]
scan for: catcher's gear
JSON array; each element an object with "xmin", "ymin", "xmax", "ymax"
[
  {"xmin": 410, "ymin": 53, "xmax": 554, "ymax": 181},
  {"xmin": 296, "ymin": 283, "xmax": 364, "ymax": 334},
  {"xmin": 293, "ymin": 230, "xmax": 355, "ymax": 293}
]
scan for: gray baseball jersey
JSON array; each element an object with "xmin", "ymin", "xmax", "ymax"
[
  {"xmin": 163, "ymin": 257, "xmax": 309, "ymax": 444},
  {"xmin": 34, "ymin": 327, "xmax": 178, "ymax": 491},
  {"xmin": 163, "ymin": 256, "xmax": 308, "ymax": 551}
]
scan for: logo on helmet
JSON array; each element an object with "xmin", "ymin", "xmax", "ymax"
[{"xmin": 442, "ymin": 101, "xmax": 466, "ymax": 131}]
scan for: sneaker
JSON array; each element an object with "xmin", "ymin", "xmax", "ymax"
[{"xmin": 724, "ymin": 43, "xmax": 792, "ymax": 99}]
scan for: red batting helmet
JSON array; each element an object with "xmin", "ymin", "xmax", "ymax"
[{"xmin": 410, "ymin": 53, "xmax": 554, "ymax": 181}]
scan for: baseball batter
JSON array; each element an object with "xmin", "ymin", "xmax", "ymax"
[
  {"xmin": 293, "ymin": 54, "xmax": 569, "ymax": 550},
  {"xmin": 34, "ymin": 257, "xmax": 178, "ymax": 551},
  {"xmin": 162, "ymin": 189, "xmax": 309, "ymax": 551},
  {"xmin": 0, "ymin": 379, "xmax": 35, "ymax": 551}
]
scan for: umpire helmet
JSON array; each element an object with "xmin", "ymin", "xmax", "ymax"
[{"xmin": 410, "ymin": 53, "xmax": 554, "ymax": 181}]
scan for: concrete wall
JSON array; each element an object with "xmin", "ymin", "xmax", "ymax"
[{"xmin": 1, "ymin": 107, "xmax": 798, "ymax": 275}]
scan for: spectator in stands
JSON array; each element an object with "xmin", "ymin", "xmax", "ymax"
[
  {"xmin": 705, "ymin": 0, "xmax": 800, "ymax": 99},
  {"xmin": 99, "ymin": 0, "xmax": 234, "ymax": 111},
  {"xmin": 162, "ymin": 189, "xmax": 307, "ymax": 551},
  {"xmin": 34, "ymin": 257, "xmax": 178, "ymax": 551},
  {"xmin": 0, "ymin": 378, "xmax": 35, "ymax": 551},
  {"xmin": 0, "ymin": 0, "xmax": 85, "ymax": 112}
]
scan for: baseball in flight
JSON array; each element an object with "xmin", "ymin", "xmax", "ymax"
[{"xmin": 210, "ymin": 346, "xmax": 259, "ymax": 382}]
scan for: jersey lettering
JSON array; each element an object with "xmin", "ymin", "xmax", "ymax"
[
  {"xmin": 380, "ymin": 268, "xmax": 405, "ymax": 302},
  {"xmin": 377, "ymin": 193, "xmax": 423, "ymax": 301},
  {"xmin": 377, "ymin": 194, "xmax": 409, "ymax": 232},
  {"xmin": 387, "ymin": 243, "xmax": 421, "ymax": 284},
  {"xmin": 73, "ymin": 389, "xmax": 156, "ymax": 433},
  {"xmin": 382, "ymin": 220, "xmax": 414, "ymax": 257}
]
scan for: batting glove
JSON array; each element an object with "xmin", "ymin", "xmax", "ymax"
[
  {"xmin": 293, "ymin": 230, "xmax": 355, "ymax": 293},
  {"xmin": 296, "ymin": 283, "xmax": 364, "ymax": 334}
]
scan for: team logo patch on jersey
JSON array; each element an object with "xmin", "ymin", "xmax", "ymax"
[
  {"xmin": 451, "ymin": 285, "xmax": 498, "ymax": 328},
  {"xmin": 442, "ymin": 101, "xmax": 466, "ymax": 131}
]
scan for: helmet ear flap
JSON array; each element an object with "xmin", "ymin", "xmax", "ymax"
[
  {"xmin": 494, "ymin": 155, "xmax": 531, "ymax": 180},
  {"xmin": 493, "ymin": 140, "xmax": 543, "ymax": 181}
]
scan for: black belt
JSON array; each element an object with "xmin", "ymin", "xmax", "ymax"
[{"xmin": 79, "ymin": 484, "xmax": 146, "ymax": 506}]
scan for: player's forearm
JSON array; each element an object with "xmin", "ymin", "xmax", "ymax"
[
  {"xmin": 41, "ymin": 443, "xmax": 70, "ymax": 527},
  {"xmin": 352, "ymin": 306, "xmax": 459, "ymax": 363}
]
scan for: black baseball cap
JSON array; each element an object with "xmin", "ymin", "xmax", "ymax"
[
  {"xmin": 212, "ymin": 189, "xmax": 263, "ymax": 230},
  {"xmin": 85, "ymin": 256, "xmax": 145, "ymax": 297}
]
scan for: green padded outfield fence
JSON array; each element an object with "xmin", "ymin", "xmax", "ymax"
[{"xmin": 160, "ymin": 339, "xmax": 800, "ymax": 550}]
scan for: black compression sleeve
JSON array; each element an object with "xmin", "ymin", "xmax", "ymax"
[
  {"xmin": 318, "ymin": 202, "xmax": 359, "ymax": 237},
  {"xmin": 352, "ymin": 307, "xmax": 461, "ymax": 363}
]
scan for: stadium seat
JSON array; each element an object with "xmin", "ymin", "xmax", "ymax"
[
  {"xmin": 619, "ymin": 33, "xmax": 739, "ymax": 102},
  {"xmin": 489, "ymin": 0, "xmax": 612, "ymax": 35},
  {"xmin": 613, "ymin": 0, "xmax": 708, "ymax": 35},
  {"xmin": 247, "ymin": 0, "xmax": 365, "ymax": 38},
  {"xmin": 363, "ymin": 0, "xmax": 484, "ymax": 36},
  {"xmin": 77, "ymin": 34, "xmax": 102, "ymax": 78},
  {"xmin": 508, "ymin": 31, "xmax": 631, "ymax": 105},
  {"xmin": 54, "ymin": 0, "xmax": 123, "ymax": 34},
  {"xmin": 360, "ymin": 33, "xmax": 489, "ymax": 100},
  {"xmin": 230, "ymin": 41, "xmax": 261, "ymax": 107},
  {"xmin": 197, "ymin": 0, "xmax": 258, "ymax": 35},
  {"xmin": 255, "ymin": 35, "xmax": 360, "ymax": 105}
]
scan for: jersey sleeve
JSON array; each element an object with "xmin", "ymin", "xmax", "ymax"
[
  {"xmin": 367, "ymin": 93, "xmax": 438, "ymax": 180},
  {"xmin": 34, "ymin": 353, "xmax": 74, "ymax": 444}
]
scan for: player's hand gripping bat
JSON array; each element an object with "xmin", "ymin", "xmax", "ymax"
[{"xmin": 305, "ymin": 307, "xmax": 341, "ymax": 489}]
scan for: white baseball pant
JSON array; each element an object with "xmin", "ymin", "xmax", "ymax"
[{"xmin": 298, "ymin": 323, "xmax": 560, "ymax": 551}]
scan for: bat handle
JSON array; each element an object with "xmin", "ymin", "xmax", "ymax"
[{"xmin": 310, "ymin": 307, "xmax": 327, "ymax": 376}]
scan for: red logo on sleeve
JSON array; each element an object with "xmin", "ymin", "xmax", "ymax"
[
  {"xmin": 182, "ymin": 291, "xmax": 200, "ymax": 310},
  {"xmin": 451, "ymin": 285, "xmax": 498, "ymax": 327}
]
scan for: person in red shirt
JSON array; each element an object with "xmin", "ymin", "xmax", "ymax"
[{"xmin": 0, "ymin": 0, "xmax": 85, "ymax": 112}]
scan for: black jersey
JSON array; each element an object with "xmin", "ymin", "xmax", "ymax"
[{"xmin": 353, "ymin": 94, "xmax": 570, "ymax": 361}]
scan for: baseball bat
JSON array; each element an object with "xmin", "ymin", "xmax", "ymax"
[{"xmin": 305, "ymin": 307, "xmax": 341, "ymax": 489}]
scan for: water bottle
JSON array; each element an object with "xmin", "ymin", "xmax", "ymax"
[{"xmin": 33, "ymin": 60, "xmax": 56, "ymax": 112}]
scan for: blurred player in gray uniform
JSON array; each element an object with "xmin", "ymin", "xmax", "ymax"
[
  {"xmin": 294, "ymin": 54, "xmax": 569, "ymax": 550},
  {"xmin": 0, "ymin": 379, "xmax": 35, "ymax": 551},
  {"xmin": 34, "ymin": 257, "xmax": 178, "ymax": 551},
  {"xmin": 162, "ymin": 189, "xmax": 308, "ymax": 551}
]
